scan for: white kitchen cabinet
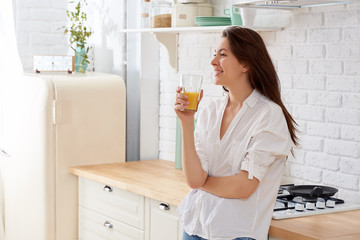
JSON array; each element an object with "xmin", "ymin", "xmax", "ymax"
[
  {"xmin": 79, "ymin": 207, "xmax": 144, "ymax": 240},
  {"xmin": 78, "ymin": 177, "xmax": 182, "ymax": 240},
  {"xmin": 78, "ymin": 178, "xmax": 145, "ymax": 239},
  {"xmin": 145, "ymin": 198, "xmax": 183, "ymax": 240}
]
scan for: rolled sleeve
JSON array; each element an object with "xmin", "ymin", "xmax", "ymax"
[
  {"xmin": 241, "ymin": 150, "xmax": 276, "ymax": 181},
  {"xmin": 241, "ymin": 105, "xmax": 292, "ymax": 182}
]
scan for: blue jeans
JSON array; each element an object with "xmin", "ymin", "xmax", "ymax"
[{"xmin": 183, "ymin": 231, "xmax": 255, "ymax": 240}]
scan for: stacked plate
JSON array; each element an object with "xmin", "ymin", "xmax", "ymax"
[{"xmin": 195, "ymin": 16, "xmax": 231, "ymax": 27}]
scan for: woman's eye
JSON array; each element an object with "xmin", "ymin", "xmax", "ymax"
[{"xmin": 213, "ymin": 53, "xmax": 226, "ymax": 57}]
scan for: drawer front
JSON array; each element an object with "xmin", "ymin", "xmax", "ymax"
[
  {"xmin": 148, "ymin": 199, "xmax": 183, "ymax": 240},
  {"xmin": 79, "ymin": 207, "xmax": 144, "ymax": 240},
  {"xmin": 79, "ymin": 178, "xmax": 144, "ymax": 229}
]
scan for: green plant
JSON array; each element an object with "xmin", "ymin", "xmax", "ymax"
[{"xmin": 59, "ymin": 0, "xmax": 93, "ymax": 72}]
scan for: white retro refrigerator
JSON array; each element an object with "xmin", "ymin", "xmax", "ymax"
[{"xmin": 2, "ymin": 72, "xmax": 126, "ymax": 240}]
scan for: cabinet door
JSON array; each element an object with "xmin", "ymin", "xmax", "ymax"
[
  {"xmin": 146, "ymin": 198, "xmax": 183, "ymax": 240},
  {"xmin": 79, "ymin": 207, "xmax": 144, "ymax": 240},
  {"xmin": 79, "ymin": 178, "xmax": 145, "ymax": 230}
]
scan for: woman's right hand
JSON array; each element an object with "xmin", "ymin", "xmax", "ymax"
[{"xmin": 174, "ymin": 87, "xmax": 203, "ymax": 124}]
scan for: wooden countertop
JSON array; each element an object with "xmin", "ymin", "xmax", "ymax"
[
  {"xmin": 69, "ymin": 159, "xmax": 191, "ymax": 206},
  {"xmin": 270, "ymin": 209, "xmax": 360, "ymax": 240},
  {"xmin": 69, "ymin": 159, "xmax": 360, "ymax": 240}
]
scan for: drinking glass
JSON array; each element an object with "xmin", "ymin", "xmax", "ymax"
[{"xmin": 179, "ymin": 74, "xmax": 203, "ymax": 111}]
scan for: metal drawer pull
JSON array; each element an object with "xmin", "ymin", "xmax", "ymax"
[
  {"xmin": 103, "ymin": 185, "xmax": 113, "ymax": 192},
  {"xmin": 158, "ymin": 202, "xmax": 170, "ymax": 211},
  {"xmin": 104, "ymin": 221, "xmax": 113, "ymax": 229}
]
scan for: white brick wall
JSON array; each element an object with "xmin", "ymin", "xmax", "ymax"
[
  {"xmin": 159, "ymin": 2, "xmax": 360, "ymax": 203},
  {"xmin": 14, "ymin": 0, "xmax": 360, "ymax": 203},
  {"xmin": 14, "ymin": 0, "xmax": 126, "ymax": 75},
  {"xmin": 14, "ymin": 0, "xmax": 69, "ymax": 71}
]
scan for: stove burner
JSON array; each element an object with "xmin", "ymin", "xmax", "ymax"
[
  {"xmin": 301, "ymin": 197, "xmax": 318, "ymax": 203},
  {"xmin": 274, "ymin": 184, "xmax": 344, "ymax": 212},
  {"xmin": 273, "ymin": 184, "xmax": 360, "ymax": 219}
]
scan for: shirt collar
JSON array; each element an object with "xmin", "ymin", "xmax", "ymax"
[
  {"xmin": 222, "ymin": 88, "xmax": 262, "ymax": 109},
  {"xmin": 243, "ymin": 88, "xmax": 261, "ymax": 109}
]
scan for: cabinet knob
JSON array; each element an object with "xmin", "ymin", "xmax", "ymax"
[
  {"xmin": 103, "ymin": 185, "xmax": 113, "ymax": 192},
  {"xmin": 158, "ymin": 202, "xmax": 170, "ymax": 211},
  {"xmin": 0, "ymin": 148, "xmax": 10, "ymax": 157},
  {"xmin": 104, "ymin": 221, "xmax": 113, "ymax": 229}
]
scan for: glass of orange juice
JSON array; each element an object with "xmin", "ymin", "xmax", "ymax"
[{"xmin": 180, "ymin": 74, "xmax": 203, "ymax": 111}]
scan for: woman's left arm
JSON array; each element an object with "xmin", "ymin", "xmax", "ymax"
[
  {"xmin": 202, "ymin": 104, "xmax": 292, "ymax": 199},
  {"xmin": 200, "ymin": 170, "xmax": 259, "ymax": 199}
]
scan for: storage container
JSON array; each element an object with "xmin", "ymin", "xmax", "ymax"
[
  {"xmin": 172, "ymin": 3, "xmax": 213, "ymax": 27},
  {"xmin": 141, "ymin": 0, "xmax": 151, "ymax": 28},
  {"xmin": 150, "ymin": 1, "xmax": 172, "ymax": 28}
]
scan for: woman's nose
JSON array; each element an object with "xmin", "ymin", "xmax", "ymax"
[{"xmin": 211, "ymin": 55, "xmax": 218, "ymax": 66}]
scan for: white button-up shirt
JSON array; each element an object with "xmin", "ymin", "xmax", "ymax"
[{"xmin": 178, "ymin": 89, "xmax": 292, "ymax": 240}]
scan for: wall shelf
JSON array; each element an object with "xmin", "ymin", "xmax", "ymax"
[
  {"xmin": 233, "ymin": 0, "xmax": 352, "ymax": 9},
  {"xmin": 120, "ymin": 26, "xmax": 283, "ymax": 71},
  {"xmin": 119, "ymin": 25, "xmax": 283, "ymax": 33}
]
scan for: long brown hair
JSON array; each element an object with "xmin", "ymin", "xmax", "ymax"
[{"xmin": 222, "ymin": 26, "xmax": 298, "ymax": 146}]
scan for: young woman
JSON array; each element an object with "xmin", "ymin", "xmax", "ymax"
[{"xmin": 174, "ymin": 26, "xmax": 298, "ymax": 240}]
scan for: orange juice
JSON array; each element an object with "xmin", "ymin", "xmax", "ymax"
[{"xmin": 184, "ymin": 92, "xmax": 199, "ymax": 111}]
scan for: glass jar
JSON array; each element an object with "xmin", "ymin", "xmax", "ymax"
[
  {"xmin": 141, "ymin": 0, "xmax": 150, "ymax": 28},
  {"xmin": 150, "ymin": 1, "xmax": 172, "ymax": 28}
]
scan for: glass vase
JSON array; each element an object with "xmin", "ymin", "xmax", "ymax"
[{"xmin": 75, "ymin": 44, "xmax": 88, "ymax": 73}]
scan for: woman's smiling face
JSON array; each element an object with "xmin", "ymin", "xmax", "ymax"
[{"xmin": 211, "ymin": 37, "xmax": 248, "ymax": 89}]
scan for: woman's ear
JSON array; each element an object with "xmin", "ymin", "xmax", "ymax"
[{"xmin": 242, "ymin": 64, "xmax": 249, "ymax": 73}]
